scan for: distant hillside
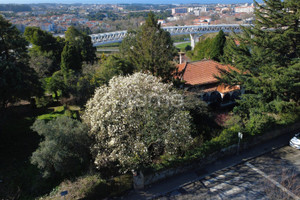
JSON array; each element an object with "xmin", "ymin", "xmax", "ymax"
[{"xmin": 0, "ymin": 4, "xmax": 32, "ymax": 12}]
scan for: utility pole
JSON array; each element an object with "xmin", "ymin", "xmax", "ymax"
[{"xmin": 237, "ymin": 132, "xmax": 243, "ymax": 155}]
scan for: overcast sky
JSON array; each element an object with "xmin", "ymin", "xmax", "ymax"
[{"xmin": 2, "ymin": 0, "xmax": 258, "ymax": 4}]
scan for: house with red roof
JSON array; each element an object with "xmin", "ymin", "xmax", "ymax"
[
  {"xmin": 175, "ymin": 59, "xmax": 242, "ymax": 106},
  {"xmin": 193, "ymin": 17, "xmax": 211, "ymax": 25}
]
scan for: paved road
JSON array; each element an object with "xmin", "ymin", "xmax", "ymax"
[
  {"xmin": 157, "ymin": 146, "xmax": 300, "ymax": 200},
  {"xmin": 174, "ymin": 41, "xmax": 190, "ymax": 45},
  {"xmin": 121, "ymin": 129, "xmax": 300, "ymax": 200},
  {"xmin": 97, "ymin": 48, "xmax": 119, "ymax": 52}
]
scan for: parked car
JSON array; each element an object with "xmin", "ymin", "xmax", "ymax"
[{"xmin": 290, "ymin": 133, "xmax": 300, "ymax": 149}]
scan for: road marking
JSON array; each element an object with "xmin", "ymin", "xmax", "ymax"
[
  {"xmin": 209, "ymin": 177, "xmax": 240, "ymax": 192},
  {"xmin": 245, "ymin": 162, "xmax": 300, "ymax": 200},
  {"xmin": 203, "ymin": 170, "xmax": 235, "ymax": 186},
  {"xmin": 209, "ymin": 177, "xmax": 252, "ymax": 196},
  {"xmin": 223, "ymin": 186, "xmax": 243, "ymax": 196}
]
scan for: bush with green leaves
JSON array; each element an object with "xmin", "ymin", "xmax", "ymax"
[
  {"xmin": 83, "ymin": 72, "xmax": 193, "ymax": 172},
  {"xmin": 183, "ymin": 95, "xmax": 220, "ymax": 141},
  {"xmin": 31, "ymin": 116, "xmax": 92, "ymax": 178}
]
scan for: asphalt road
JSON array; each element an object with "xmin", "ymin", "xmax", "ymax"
[
  {"xmin": 121, "ymin": 128, "xmax": 300, "ymax": 200},
  {"xmin": 157, "ymin": 146, "xmax": 300, "ymax": 200}
]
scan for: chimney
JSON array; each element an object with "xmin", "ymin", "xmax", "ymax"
[{"xmin": 179, "ymin": 52, "xmax": 185, "ymax": 64}]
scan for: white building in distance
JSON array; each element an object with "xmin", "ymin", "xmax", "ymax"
[{"xmin": 234, "ymin": 5, "xmax": 254, "ymax": 13}]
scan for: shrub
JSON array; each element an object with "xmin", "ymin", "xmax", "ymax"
[
  {"xmin": 244, "ymin": 112, "xmax": 275, "ymax": 136},
  {"xmin": 211, "ymin": 124, "xmax": 241, "ymax": 148},
  {"xmin": 31, "ymin": 116, "xmax": 92, "ymax": 178},
  {"xmin": 35, "ymin": 96, "xmax": 53, "ymax": 108},
  {"xmin": 39, "ymin": 173, "xmax": 132, "ymax": 200},
  {"xmin": 184, "ymin": 95, "xmax": 221, "ymax": 142},
  {"xmin": 83, "ymin": 72, "xmax": 192, "ymax": 172}
]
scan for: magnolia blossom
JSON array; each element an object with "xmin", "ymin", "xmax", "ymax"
[{"xmin": 83, "ymin": 72, "xmax": 192, "ymax": 171}]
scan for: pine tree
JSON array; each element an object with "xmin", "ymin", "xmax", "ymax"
[
  {"xmin": 210, "ymin": 30, "xmax": 226, "ymax": 61},
  {"xmin": 187, "ymin": 31, "xmax": 226, "ymax": 62},
  {"xmin": 217, "ymin": 0, "xmax": 300, "ymax": 123},
  {"xmin": 61, "ymin": 42, "xmax": 82, "ymax": 80},
  {"xmin": 65, "ymin": 26, "xmax": 96, "ymax": 64},
  {"xmin": 187, "ymin": 37, "xmax": 213, "ymax": 61},
  {"xmin": 120, "ymin": 12, "xmax": 177, "ymax": 82}
]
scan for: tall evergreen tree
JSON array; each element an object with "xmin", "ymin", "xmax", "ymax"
[
  {"xmin": 187, "ymin": 31, "xmax": 226, "ymax": 62},
  {"xmin": 0, "ymin": 16, "xmax": 41, "ymax": 108},
  {"xmin": 61, "ymin": 42, "xmax": 82, "ymax": 78},
  {"xmin": 217, "ymin": 0, "xmax": 300, "ymax": 123},
  {"xmin": 120, "ymin": 12, "xmax": 177, "ymax": 81},
  {"xmin": 65, "ymin": 26, "xmax": 96, "ymax": 64},
  {"xmin": 210, "ymin": 30, "xmax": 226, "ymax": 61},
  {"xmin": 187, "ymin": 37, "xmax": 213, "ymax": 61}
]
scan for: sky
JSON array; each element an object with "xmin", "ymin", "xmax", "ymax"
[{"xmin": 1, "ymin": 0, "xmax": 258, "ymax": 4}]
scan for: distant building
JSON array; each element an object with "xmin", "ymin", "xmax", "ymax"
[
  {"xmin": 234, "ymin": 5, "xmax": 254, "ymax": 13},
  {"xmin": 32, "ymin": 11, "xmax": 47, "ymax": 15},
  {"xmin": 41, "ymin": 23, "xmax": 54, "ymax": 32},
  {"xmin": 243, "ymin": 17, "xmax": 254, "ymax": 24},
  {"xmin": 188, "ymin": 7, "xmax": 207, "ymax": 16},
  {"xmin": 220, "ymin": 7, "xmax": 231, "ymax": 14},
  {"xmin": 167, "ymin": 16, "xmax": 182, "ymax": 21},
  {"xmin": 172, "ymin": 8, "xmax": 188, "ymax": 15},
  {"xmin": 193, "ymin": 21, "xmax": 210, "ymax": 25},
  {"xmin": 157, "ymin": 20, "xmax": 166, "ymax": 25},
  {"xmin": 193, "ymin": 17, "xmax": 211, "ymax": 25}
]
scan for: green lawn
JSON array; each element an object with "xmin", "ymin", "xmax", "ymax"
[
  {"xmin": 96, "ymin": 42, "xmax": 121, "ymax": 49},
  {"xmin": 175, "ymin": 42, "xmax": 191, "ymax": 51}
]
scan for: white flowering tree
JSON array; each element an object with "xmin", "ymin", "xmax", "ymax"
[{"xmin": 83, "ymin": 72, "xmax": 192, "ymax": 172}]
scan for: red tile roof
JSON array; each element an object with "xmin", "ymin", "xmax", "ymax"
[
  {"xmin": 177, "ymin": 63, "xmax": 187, "ymax": 73},
  {"xmin": 174, "ymin": 63, "xmax": 187, "ymax": 79},
  {"xmin": 177, "ymin": 60, "xmax": 235, "ymax": 86},
  {"xmin": 234, "ymin": 39, "xmax": 240, "ymax": 46}
]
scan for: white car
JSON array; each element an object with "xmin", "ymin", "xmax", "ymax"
[{"xmin": 290, "ymin": 133, "xmax": 300, "ymax": 149}]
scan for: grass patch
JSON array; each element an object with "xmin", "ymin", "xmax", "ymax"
[
  {"xmin": 172, "ymin": 34, "xmax": 190, "ymax": 43},
  {"xmin": 97, "ymin": 46, "xmax": 119, "ymax": 50},
  {"xmin": 37, "ymin": 112, "xmax": 65, "ymax": 121},
  {"xmin": 175, "ymin": 42, "xmax": 191, "ymax": 51},
  {"xmin": 37, "ymin": 105, "xmax": 81, "ymax": 121},
  {"xmin": 96, "ymin": 42, "xmax": 121, "ymax": 48}
]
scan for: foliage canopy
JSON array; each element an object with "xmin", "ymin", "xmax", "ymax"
[
  {"xmin": 120, "ymin": 12, "xmax": 177, "ymax": 82},
  {"xmin": 187, "ymin": 30, "xmax": 227, "ymax": 62},
  {"xmin": 218, "ymin": 0, "xmax": 300, "ymax": 127},
  {"xmin": 0, "ymin": 16, "xmax": 41, "ymax": 108},
  {"xmin": 83, "ymin": 72, "xmax": 192, "ymax": 172},
  {"xmin": 31, "ymin": 116, "xmax": 92, "ymax": 178}
]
